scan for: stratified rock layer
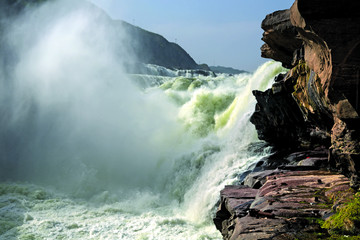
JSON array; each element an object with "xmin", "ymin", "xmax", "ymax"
[
  {"xmin": 215, "ymin": 170, "xmax": 351, "ymax": 240},
  {"xmin": 261, "ymin": 9, "xmax": 302, "ymax": 69},
  {"xmin": 217, "ymin": 0, "xmax": 360, "ymax": 238},
  {"xmin": 252, "ymin": 0, "xmax": 360, "ymax": 187}
]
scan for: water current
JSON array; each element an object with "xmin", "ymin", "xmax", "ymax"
[{"xmin": 0, "ymin": 1, "xmax": 286, "ymax": 239}]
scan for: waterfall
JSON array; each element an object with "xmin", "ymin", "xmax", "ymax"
[{"xmin": 0, "ymin": 0, "xmax": 287, "ymax": 239}]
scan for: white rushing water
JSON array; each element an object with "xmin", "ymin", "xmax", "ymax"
[
  {"xmin": 0, "ymin": 1, "xmax": 286, "ymax": 239},
  {"xmin": 0, "ymin": 61, "xmax": 285, "ymax": 240}
]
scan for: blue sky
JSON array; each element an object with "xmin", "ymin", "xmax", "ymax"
[{"xmin": 90, "ymin": 0, "xmax": 293, "ymax": 71}]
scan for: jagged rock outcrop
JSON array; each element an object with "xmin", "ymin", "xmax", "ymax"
[
  {"xmin": 261, "ymin": 9, "xmax": 302, "ymax": 69},
  {"xmin": 250, "ymin": 85, "xmax": 307, "ymax": 150},
  {"xmin": 250, "ymin": 61, "xmax": 334, "ymax": 151},
  {"xmin": 252, "ymin": 0, "xmax": 360, "ymax": 187}
]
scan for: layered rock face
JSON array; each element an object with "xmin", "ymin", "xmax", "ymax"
[
  {"xmin": 214, "ymin": 170, "xmax": 351, "ymax": 240},
  {"xmin": 251, "ymin": 0, "xmax": 360, "ymax": 187},
  {"xmin": 215, "ymin": 0, "xmax": 360, "ymax": 238}
]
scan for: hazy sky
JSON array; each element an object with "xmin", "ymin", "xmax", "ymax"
[{"xmin": 89, "ymin": 0, "xmax": 293, "ymax": 71}]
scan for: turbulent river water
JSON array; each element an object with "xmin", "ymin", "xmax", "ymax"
[
  {"xmin": 0, "ymin": 61, "xmax": 285, "ymax": 240},
  {"xmin": 0, "ymin": 2, "xmax": 286, "ymax": 239}
]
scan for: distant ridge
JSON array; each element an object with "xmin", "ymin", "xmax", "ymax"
[
  {"xmin": 209, "ymin": 66, "xmax": 248, "ymax": 75},
  {"xmin": 1, "ymin": 0, "xmax": 206, "ymax": 71},
  {"xmin": 119, "ymin": 21, "xmax": 201, "ymax": 70}
]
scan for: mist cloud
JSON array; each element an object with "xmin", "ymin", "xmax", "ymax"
[{"xmin": 0, "ymin": 0, "xmax": 183, "ymax": 196}]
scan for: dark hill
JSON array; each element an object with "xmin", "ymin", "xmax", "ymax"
[
  {"xmin": 209, "ymin": 66, "xmax": 248, "ymax": 75},
  {"xmin": 0, "ymin": 0, "xmax": 203, "ymax": 71},
  {"xmin": 119, "ymin": 21, "xmax": 199, "ymax": 70}
]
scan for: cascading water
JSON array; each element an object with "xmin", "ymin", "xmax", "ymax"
[{"xmin": 0, "ymin": 1, "xmax": 287, "ymax": 239}]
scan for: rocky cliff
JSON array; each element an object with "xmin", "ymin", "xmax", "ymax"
[
  {"xmin": 253, "ymin": 0, "xmax": 360, "ymax": 187},
  {"xmin": 215, "ymin": 0, "xmax": 360, "ymax": 239}
]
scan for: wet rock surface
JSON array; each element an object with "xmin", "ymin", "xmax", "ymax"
[{"xmin": 214, "ymin": 169, "xmax": 351, "ymax": 240}]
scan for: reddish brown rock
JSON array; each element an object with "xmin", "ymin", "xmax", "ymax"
[
  {"xmin": 330, "ymin": 117, "xmax": 360, "ymax": 188},
  {"xmin": 229, "ymin": 216, "xmax": 289, "ymax": 240},
  {"xmin": 253, "ymin": 171, "xmax": 349, "ymax": 218},
  {"xmin": 253, "ymin": 0, "xmax": 360, "ymax": 187},
  {"xmin": 261, "ymin": 9, "xmax": 303, "ymax": 68},
  {"xmin": 218, "ymin": 0, "xmax": 360, "ymax": 238},
  {"xmin": 214, "ymin": 185, "xmax": 258, "ymax": 233},
  {"xmin": 214, "ymin": 170, "xmax": 350, "ymax": 240},
  {"xmin": 225, "ymin": 0, "xmax": 360, "ymax": 238},
  {"xmin": 291, "ymin": 0, "xmax": 360, "ymax": 107},
  {"xmin": 289, "ymin": 0, "xmax": 360, "ymax": 186},
  {"xmin": 243, "ymin": 169, "xmax": 287, "ymax": 189},
  {"xmin": 220, "ymin": 185, "xmax": 258, "ymax": 200}
]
